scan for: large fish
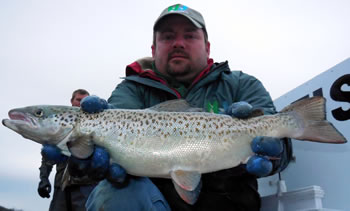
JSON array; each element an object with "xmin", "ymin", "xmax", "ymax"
[{"xmin": 2, "ymin": 96, "xmax": 347, "ymax": 204}]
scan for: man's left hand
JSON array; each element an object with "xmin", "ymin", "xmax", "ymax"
[{"xmin": 225, "ymin": 101, "xmax": 284, "ymax": 177}]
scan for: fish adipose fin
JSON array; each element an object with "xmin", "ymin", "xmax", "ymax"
[
  {"xmin": 250, "ymin": 108, "xmax": 265, "ymax": 118},
  {"xmin": 171, "ymin": 170, "xmax": 202, "ymax": 204},
  {"xmin": 282, "ymin": 96, "xmax": 347, "ymax": 143},
  {"xmin": 147, "ymin": 99, "xmax": 204, "ymax": 112},
  {"xmin": 66, "ymin": 129, "xmax": 95, "ymax": 159}
]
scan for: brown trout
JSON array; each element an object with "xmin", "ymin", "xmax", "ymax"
[{"xmin": 2, "ymin": 96, "xmax": 347, "ymax": 204}]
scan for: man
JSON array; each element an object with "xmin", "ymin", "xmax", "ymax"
[
  {"xmin": 38, "ymin": 89, "xmax": 98, "ymax": 211},
  {"xmin": 71, "ymin": 89, "xmax": 90, "ymax": 107},
  {"xmin": 44, "ymin": 4, "xmax": 293, "ymax": 211},
  {"xmin": 85, "ymin": 4, "xmax": 292, "ymax": 210}
]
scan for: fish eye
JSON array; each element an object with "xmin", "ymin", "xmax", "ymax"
[{"xmin": 34, "ymin": 109, "xmax": 44, "ymax": 117}]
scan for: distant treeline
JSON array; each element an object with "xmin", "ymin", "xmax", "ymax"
[{"xmin": 0, "ymin": 206, "xmax": 22, "ymax": 211}]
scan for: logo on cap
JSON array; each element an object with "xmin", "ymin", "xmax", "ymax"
[{"xmin": 168, "ymin": 4, "xmax": 188, "ymax": 13}]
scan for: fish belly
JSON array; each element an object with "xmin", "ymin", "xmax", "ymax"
[{"xmin": 103, "ymin": 133, "xmax": 255, "ymax": 178}]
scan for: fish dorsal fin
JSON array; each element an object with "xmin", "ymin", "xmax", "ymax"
[
  {"xmin": 66, "ymin": 129, "xmax": 95, "ymax": 159},
  {"xmin": 147, "ymin": 100, "xmax": 204, "ymax": 112},
  {"xmin": 172, "ymin": 174, "xmax": 202, "ymax": 205}
]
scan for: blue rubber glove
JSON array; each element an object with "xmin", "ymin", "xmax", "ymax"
[
  {"xmin": 41, "ymin": 144, "xmax": 68, "ymax": 164},
  {"xmin": 81, "ymin": 95, "xmax": 109, "ymax": 113},
  {"xmin": 224, "ymin": 101, "xmax": 253, "ymax": 118},
  {"xmin": 225, "ymin": 101, "xmax": 284, "ymax": 177},
  {"xmin": 79, "ymin": 96, "xmax": 127, "ymax": 184}
]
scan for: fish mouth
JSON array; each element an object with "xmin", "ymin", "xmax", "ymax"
[{"xmin": 5, "ymin": 111, "xmax": 37, "ymax": 127}]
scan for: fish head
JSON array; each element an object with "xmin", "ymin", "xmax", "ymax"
[{"xmin": 2, "ymin": 105, "xmax": 80, "ymax": 145}]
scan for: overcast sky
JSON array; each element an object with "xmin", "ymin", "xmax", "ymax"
[{"xmin": 1, "ymin": 0, "xmax": 349, "ymax": 210}]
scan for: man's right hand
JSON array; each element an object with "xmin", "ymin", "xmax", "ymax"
[{"xmin": 38, "ymin": 178, "xmax": 51, "ymax": 198}]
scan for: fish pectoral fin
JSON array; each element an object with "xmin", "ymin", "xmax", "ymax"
[
  {"xmin": 67, "ymin": 130, "xmax": 94, "ymax": 159},
  {"xmin": 172, "ymin": 178, "xmax": 202, "ymax": 205},
  {"xmin": 170, "ymin": 170, "xmax": 201, "ymax": 191},
  {"xmin": 61, "ymin": 166, "xmax": 70, "ymax": 191}
]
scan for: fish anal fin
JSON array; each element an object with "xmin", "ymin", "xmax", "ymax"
[
  {"xmin": 67, "ymin": 129, "xmax": 95, "ymax": 159},
  {"xmin": 172, "ymin": 177, "xmax": 202, "ymax": 205},
  {"xmin": 170, "ymin": 170, "xmax": 201, "ymax": 191}
]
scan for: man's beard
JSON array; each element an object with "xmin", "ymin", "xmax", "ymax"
[
  {"xmin": 165, "ymin": 50, "xmax": 192, "ymax": 77},
  {"xmin": 165, "ymin": 62, "xmax": 192, "ymax": 78}
]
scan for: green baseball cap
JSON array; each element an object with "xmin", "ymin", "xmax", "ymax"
[{"xmin": 153, "ymin": 4, "xmax": 206, "ymax": 30}]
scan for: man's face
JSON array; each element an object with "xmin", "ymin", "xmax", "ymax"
[
  {"xmin": 152, "ymin": 15, "xmax": 210, "ymax": 83},
  {"xmin": 71, "ymin": 93, "xmax": 89, "ymax": 107}
]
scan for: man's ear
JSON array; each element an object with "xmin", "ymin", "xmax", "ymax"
[
  {"xmin": 206, "ymin": 41, "xmax": 211, "ymax": 57},
  {"xmin": 151, "ymin": 45, "xmax": 155, "ymax": 58}
]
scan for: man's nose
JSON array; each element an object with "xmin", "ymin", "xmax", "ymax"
[{"xmin": 172, "ymin": 37, "xmax": 185, "ymax": 48}]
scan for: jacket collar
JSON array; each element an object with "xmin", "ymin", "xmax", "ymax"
[{"xmin": 125, "ymin": 57, "xmax": 215, "ymax": 88}]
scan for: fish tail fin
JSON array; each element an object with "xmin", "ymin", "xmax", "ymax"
[{"xmin": 281, "ymin": 96, "xmax": 347, "ymax": 144}]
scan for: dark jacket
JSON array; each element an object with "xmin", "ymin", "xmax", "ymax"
[
  {"xmin": 39, "ymin": 157, "xmax": 66, "ymax": 189},
  {"xmin": 107, "ymin": 57, "xmax": 293, "ymax": 210}
]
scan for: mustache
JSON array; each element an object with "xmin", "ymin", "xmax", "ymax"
[{"xmin": 168, "ymin": 50, "xmax": 190, "ymax": 59}]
